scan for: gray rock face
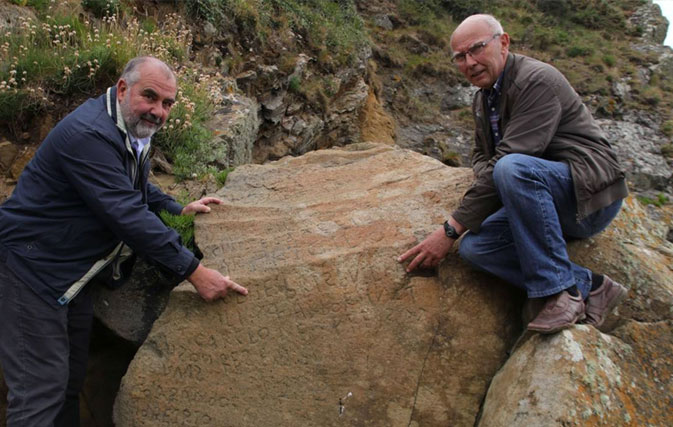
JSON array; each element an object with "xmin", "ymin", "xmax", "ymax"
[
  {"xmin": 629, "ymin": 1, "xmax": 669, "ymax": 45},
  {"xmin": 114, "ymin": 144, "xmax": 521, "ymax": 426},
  {"xmin": 92, "ymin": 258, "xmax": 181, "ymax": 345},
  {"xmin": 478, "ymin": 322, "xmax": 673, "ymax": 426},
  {"xmin": 205, "ymin": 94, "xmax": 260, "ymax": 169},
  {"xmin": 598, "ymin": 119, "xmax": 673, "ymax": 191},
  {"xmin": 0, "ymin": 1, "xmax": 37, "ymax": 32}
]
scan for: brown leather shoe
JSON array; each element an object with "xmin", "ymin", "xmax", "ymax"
[
  {"xmin": 527, "ymin": 290, "xmax": 585, "ymax": 334},
  {"xmin": 582, "ymin": 276, "xmax": 628, "ymax": 327}
]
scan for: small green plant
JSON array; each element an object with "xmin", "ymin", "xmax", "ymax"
[
  {"xmin": 661, "ymin": 144, "xmax": 673, "ymax": 158},
  {"xmin": 637, "ymin": 193, "xmax": 670, "ymax": 208},
  {"xmin": 159, "ymin": 210, "xmax": 195, "ymax": 251},
  {"xmin": 215, "ymin": 168, "xmax": 232, "ymax": 187},
  {"xmin": 288, "ymin": 75, "xmax": 301, "ymax": 92},
  {"xmin": 602, "ymin": 54, "xmax": 616, "ymax": 67},
  {"xmin": 566, "ymin": 45, "xmax": 592, "ymax": 57},
  {"xmin": 661, "ymin": 120, "xmax": 673, "ymax": 137}
]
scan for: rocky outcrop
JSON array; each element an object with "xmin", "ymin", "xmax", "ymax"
[
  {"xmin": 629, "ymin": 0, "xmax": 669, "ymax": 45},
  {"xmin": 114, "ymin": 144, "xmax": 523, "ymax": 426},
  {"xmin": 599, "ymin": 119, "xmax": 673, "ymax": 191},
  {"xmin": 204, "ymin": 93, "xmax": 260, "ymax": 170},
  {"xmin": 113, "ymin": 143, "xmax": 673, "ymax": 426},
  {"xmin": 0, "ymin": 0, "xmax": 37, "ymax": 32},
  {"xmin": 92, "ymin": 257, "xmax": 182, "ymax": 345},
  {"xmin": 478, "ymin": 322, "xmax": 673, "ymax": 426}
]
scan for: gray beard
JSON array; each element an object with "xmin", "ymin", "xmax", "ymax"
[{"xmin": 120, "ymin": 98, "xmax": 160, "ymax": 139}]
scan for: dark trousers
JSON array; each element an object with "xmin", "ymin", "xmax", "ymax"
[{"xmin": 0, "ymin": 253, "xmax": 93, "ymax": 427}]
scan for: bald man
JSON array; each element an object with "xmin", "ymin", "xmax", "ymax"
[
  {"xmin": 0, "ymin": 57, "xmax": 247, "ymax": 426},
  {"xmin": 399, "ymin": 15, "xmax": 628, "ymax": 335}
]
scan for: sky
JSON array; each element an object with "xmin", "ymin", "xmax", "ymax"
[{"xmin": 653, "ymin": 0, "xmax": 673, "ymax": 47}]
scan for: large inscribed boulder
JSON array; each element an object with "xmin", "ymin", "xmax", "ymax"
[{"xmin": 114, "ymin": 143, "xmax": 522, "ymax": 426}]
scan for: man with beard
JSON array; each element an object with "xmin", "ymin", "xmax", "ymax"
[
  {"xmin": 0, "ymin": 56, "xmax": 248, "ymax": 426},
  {"xmin": 398, "ymin": 15, "xmax": 628, "ymax": 334}
]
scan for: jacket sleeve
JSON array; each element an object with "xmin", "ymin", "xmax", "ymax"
[
  {"xmin": 452, "ymin": 74, "xmax": 563, "ymax": 233},
  {"xmin": 147, "ymin": 182, "xmax": 184, "ymax": 216},
  {"xmin": 56, "ymin": 129, "xmax": 199, "ymax": 279}
]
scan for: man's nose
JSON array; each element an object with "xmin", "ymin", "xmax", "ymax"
[{"xmin": 465, "ymin": 52, "xmax": 478, "ymax": 66}]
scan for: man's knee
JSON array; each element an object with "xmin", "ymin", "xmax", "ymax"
[
  {"xmin": 457, "ymin": 233, "xmax": 479, "ymax": 266},
  {"xmin": 492, "ymin": 153, "xmax": 530, "ymax": 187}
]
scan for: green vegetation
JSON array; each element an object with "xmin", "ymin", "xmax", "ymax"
[
  {"xmin": 185, "ymin": 0, "xmax": 368, "ymax": 67},
  {"xmin": 81, "ymin": 0, "xmax": 120, "ymax": 18},
  {"xmin": 661, "ymin": 144, "xmax": 673, "ymax": 158},
  {"xmin": 0, "ymin": 1, "xmax": 223, "ymax": 179},
  {"xmin": 637, "ymin": 193, "xmax": 670, "ymax": 207},
  {"xmin": 215, "ymin": 168, "xmax": 232, "ymax": 187},
  {"xmin": 159, "ymin": 210, "xmax": 195, "ymax": 251}
]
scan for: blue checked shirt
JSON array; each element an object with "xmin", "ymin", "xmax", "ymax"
[{"xmin": 484, "ymin": 71, "xmax": 505, "ymax": 146}]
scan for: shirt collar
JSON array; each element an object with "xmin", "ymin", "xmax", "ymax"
[
  {"xmin": 485, "ymin": 70, "xmax": 505, "ymax": 98},
  {"xmin": 128, "ymin": 132, "xmax": 151, "ymax": 155}
]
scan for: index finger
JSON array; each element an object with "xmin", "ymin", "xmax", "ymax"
[
  {"xmin": 397, "ymin": 244, "xmax": 421, "ymax": 263},
  {"xmin": 226, "ymin": 280, "xmax": 249, "ymax": 296}
]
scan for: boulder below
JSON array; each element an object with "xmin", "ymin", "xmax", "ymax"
[
  {"xmin": 478, "ymin": 321, "xmax": 673, "ymax": 426},
  {"xmin": 114, "ymin": 143, "xmax": 522, "ymax": 426}
]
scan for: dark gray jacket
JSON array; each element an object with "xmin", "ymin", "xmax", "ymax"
[{"xmin": 452, "ymin": 53, "xmax": 628, "ymax": 232}]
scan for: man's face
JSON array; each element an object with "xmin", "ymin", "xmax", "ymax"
[
  {"xmin": 117, "ymin": 64, "xmax": 176, "ymax": 139},
  {"xmin": 450, "ymin": 21, "xmax": 509, "ymax": 88}
]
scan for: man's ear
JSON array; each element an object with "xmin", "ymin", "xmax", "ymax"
[
  {"xmin": 116, "ymin": 79, "xmax": 128, "ymax": 101},
  {"xmin": 499, "ymin": 33, "xmax": 511, "ymax": 52}
]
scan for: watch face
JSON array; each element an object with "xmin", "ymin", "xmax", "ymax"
[{"xmin": 444, "ymin": 221, "xmax": 459, "ymax": 239}]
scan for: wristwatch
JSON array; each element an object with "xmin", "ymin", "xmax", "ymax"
[{"xmin": 443, "ymin": 220, "xmax": 461, "ymax": 239}]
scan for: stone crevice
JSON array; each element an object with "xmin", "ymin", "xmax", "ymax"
[{"xmin": 407, "ymin": 319, "xmax": 441, "ymax": 427}]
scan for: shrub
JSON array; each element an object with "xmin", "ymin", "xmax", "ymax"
[
  {"xmin": 566, "ymin": 45, "xmax": 592, "ymax": 57},
  {"xmin": 81, "ymin": 0, "xmax": 120, "ymax": 18},
  {"xmin": 662, "ymin": 120, "xmax": 673, "ymax": 137},
  {"xmin": 289, "ymin": 75, "xmax": 301, "ymax": 92},
  {"xmin": 661, "ymin": 144, "xmax": 673, "ymax": 158},
  {"xmin": 602, "ymin": 54, "xmax": 616, "ymax": 67}
]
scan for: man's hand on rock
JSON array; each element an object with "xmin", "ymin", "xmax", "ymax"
[
  {"xmin": 181, "ymin": 197, "xmax": 223, "ymax": 215},
  {"xmin": 188, "ymin": 264, "xmax": 248, "ymax": 302},
  {"xmin": 397, "ymin": 226, "xmax": 454, "ymax": 272}
]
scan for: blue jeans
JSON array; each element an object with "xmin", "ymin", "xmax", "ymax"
[{"xmin": 459, "ymin": 154, "xmax": 622, "ymax": 299}]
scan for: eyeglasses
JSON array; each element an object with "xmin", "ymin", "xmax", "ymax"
[{"xmin": 451, "ymin": 34, "xmax": 501, "ymax": 65}]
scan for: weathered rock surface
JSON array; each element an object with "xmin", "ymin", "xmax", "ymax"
[
  {"xmin": 92, "ymin": 258, "xmax": 182, "ymax": 345},
  {"xmin": 204, "ymin": 94, "xmax": 260, "ymax": 170},
  {"xmin": 0, "ymin": 0, "xmax": 37, "ymax": 32},
  {"xmin": 478, "ymin": 321, "xmax": 673, "ymax": 426},
  {"xmin": 567, "ymin": 196, "xmax": 673, "ymax": 329},
  {"xmin": 114, "ymin": 144, "xmax": 522, "ymax": 426},
  {"xmin": 598, "ymin": 119, "xmax": 673, "ymax": 191}
]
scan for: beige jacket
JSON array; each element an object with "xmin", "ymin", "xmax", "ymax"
[{"xmin": 452, "ymin": 53, "xmax": 628, "ymax": 233}]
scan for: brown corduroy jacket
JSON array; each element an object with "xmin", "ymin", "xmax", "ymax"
[{"xmin": 452, "ymin": 53, "xmax": 628, "ymax": 233}]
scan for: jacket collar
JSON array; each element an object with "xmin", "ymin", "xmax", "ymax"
[{"xmin": 105, "ymin": 86, "xmax": 129, "ymax": 138}]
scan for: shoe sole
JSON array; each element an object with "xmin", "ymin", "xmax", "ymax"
[
  {"xmin": 589, "ymin": 284, "xmax": 628, "ymax": 328},
  {"xmin": 527, "ymin": 311, "xmax": 586, "ymax": 335}
]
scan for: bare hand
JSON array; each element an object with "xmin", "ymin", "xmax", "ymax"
[
  {"xmin": 187, "ymin": 264, "xmax": 248, "ymax": 301},
  {"xmin": 181, "ymin": 197, "xmax": 223, "ymax": 215},
  {"xmin": 397, "ymin": 226, "xmax": 454, "ymax": 272}
]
